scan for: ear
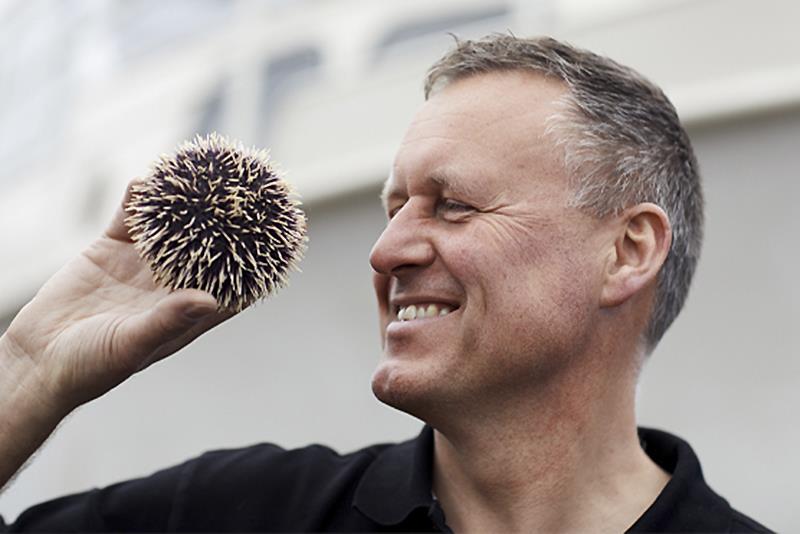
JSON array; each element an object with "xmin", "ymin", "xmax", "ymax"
[{"xmin": 600, "ymin": 203, "xmax": 672, "ymax": 308}]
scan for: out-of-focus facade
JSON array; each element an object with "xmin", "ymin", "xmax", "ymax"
[
  {"xmin": 2, "ymin": 0, "xmax": 798, "ymax": 311},
  {"xmin": 0, "ymin": 0, "xmax": 541, "ymax": 310},
  {"xmin": 0, "ymin": 0, "xmax": 798, "ymax": 529}
]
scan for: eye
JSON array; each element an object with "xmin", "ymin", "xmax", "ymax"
[
  {"xmin": 438, "ymin": 198, "xmax": 475, "ymax": 214},
  {"xmin": 387, "ymin": 201, "xmax": 405, "ymax": 219}
]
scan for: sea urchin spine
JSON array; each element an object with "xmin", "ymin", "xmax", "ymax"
[{"xmin": 125, "ymin": 133, "xmax": 307, "ymax": 312}]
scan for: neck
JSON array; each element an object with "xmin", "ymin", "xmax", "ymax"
[{"xmin": 430, "ymin": 349, "xmax": 668, "ymax": 533}]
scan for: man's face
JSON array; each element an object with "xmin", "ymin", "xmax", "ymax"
[{"xmin": 369, "ymin": 71, "xmax": 610, "ymax": 415}]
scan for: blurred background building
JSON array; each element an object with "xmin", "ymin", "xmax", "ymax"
[{"xmin": 0, "ymin": 0, "xmax": 797, "ymax": 529}]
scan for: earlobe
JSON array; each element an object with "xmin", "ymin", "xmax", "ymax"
[{"xmin": 600, "ymin": 203, "xmax": 672, "ymax": 308}]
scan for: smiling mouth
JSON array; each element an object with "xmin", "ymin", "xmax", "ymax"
[{"xmin": 394, "ymin": 303, "xmax": 457, "ymax": 322}]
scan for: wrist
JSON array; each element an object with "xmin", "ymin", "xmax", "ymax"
[
  {"xmin": 0, "ymin": 333, "xmax": 69, "ymax": 490},
  {"xmin": 0, "ymin": 333, "xmax": 73, "ymax": 425}
]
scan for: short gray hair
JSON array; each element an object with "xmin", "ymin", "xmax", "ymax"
[{"xmin": 425, "ymin": 35, "xmax": 703, "ymax": 352}]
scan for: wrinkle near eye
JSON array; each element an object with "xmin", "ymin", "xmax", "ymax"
[{"xmin": 475, "ymin": 207, "xmax": 557, "ymax": 253}]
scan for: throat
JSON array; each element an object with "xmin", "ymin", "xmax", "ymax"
[{"xmin": 430, "ymin": 404, "xmax": 668, "ymax": 532}]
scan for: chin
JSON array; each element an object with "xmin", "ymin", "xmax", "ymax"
[{"xmin": 370, "ymin": 359, "xmax": 439, "ymax": 420}]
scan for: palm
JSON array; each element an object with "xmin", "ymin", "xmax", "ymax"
[
  {"xmin": 34, "ymin": 239, "xmax": 169, "ymax": 390},
  {"xmin": 3, "ymin": 185, "xmax": 229, "ymax": 409}
]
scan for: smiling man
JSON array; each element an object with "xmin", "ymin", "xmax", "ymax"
[
  {"xmin": 0, "ymin": 36, "xmax": 770, "ymax": 532},
  {"xmin": 370, "ymin": 69, "xmax": 675, "ymax": 532}
]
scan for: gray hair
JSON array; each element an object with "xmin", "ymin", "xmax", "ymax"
[{"xmin": 425, "ymin": 35, "xmax": 703, "ymax": 352}]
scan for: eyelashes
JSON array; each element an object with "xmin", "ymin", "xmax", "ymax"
[
  {"xmin": 438, "ymin": 198, "xmax": 475, "ymax": 214},
  {"xmin": 386, "ymin": 198, "xmax": 476, "ymax": 221}
]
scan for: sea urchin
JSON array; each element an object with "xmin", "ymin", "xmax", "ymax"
[{"xmin": 125, "ymin": 133, "xmax": 307, "ymax": 312}]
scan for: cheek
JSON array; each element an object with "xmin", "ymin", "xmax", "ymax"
[
  {"xmin": 509, "ymin": 247, "xmax": 599, "ymax": 360},
  {"xmin": 462, "ymin": 223, "xmax": 548, "ymax": 286},
  {"xmin": 437, "ymin": 220, "xmax": 598, "ymax": 315},
  {"xmin": 475, "ymin": 228, "xmax": 597, "ymax": 335}
]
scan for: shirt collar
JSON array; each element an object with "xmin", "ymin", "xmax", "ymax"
[
  {"xmin": 353, "ymin": 425, "xmax": 734, "ymax": 531},
  {"xmin": 352, "ymin": 425, "xmax": 436, "ymax": 526},
  {"xmin": 627, "ymin": 427, "xmax": 732, "ymax": 532}
]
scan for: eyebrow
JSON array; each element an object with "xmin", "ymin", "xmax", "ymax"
[{"xmin": 380, "ymin": 169, "xmax": 480, "ymax": 211}]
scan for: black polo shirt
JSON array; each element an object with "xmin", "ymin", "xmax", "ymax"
[{"xmin": 2, "ymin": 426, "xmax": 771, "ymax": 532}]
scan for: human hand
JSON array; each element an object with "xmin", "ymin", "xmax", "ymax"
[{"xmin": 1, "ymin": 178, "xmax": 234, "ymax": 413}]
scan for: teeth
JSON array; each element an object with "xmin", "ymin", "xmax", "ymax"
[{"xmin": 396, "ymin": 303, "xmax": 455, "ymax": 321}]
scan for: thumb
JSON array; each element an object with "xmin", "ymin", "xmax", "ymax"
[{"xmin": 122, "ymin": 289, "xmax": 218, "ymax": 369}]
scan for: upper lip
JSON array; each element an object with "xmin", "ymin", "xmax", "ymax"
[{"xmin": 389, "ymin": 295, "xmax": 462, "ymax": 313}]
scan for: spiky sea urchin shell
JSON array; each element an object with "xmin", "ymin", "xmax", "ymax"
[{"xmin": 125, "ymin": 133, "xmax": 307, "ymax": 312}]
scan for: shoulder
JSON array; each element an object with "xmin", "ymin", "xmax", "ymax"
[
  {"xmin": 186, "ymin": 439, "xmax": 392, "ymax": 496},
  {"xmin": 633, "ymin": 427, "xmax": 775, "ymax": 533},
  {"xmin": 3, "ymin": 440, "xmax": 397, "ymax": 532},
  {"xmin": 173, "ymin": 440, "xmax": 394, "ymax": 531},
  {"xmin": 728, "ymin": 509, "xmax": 774, "ymax": 533},
  {"xmin": 194, "ymin": 440, "xmax": 388, "ymax": 476}
]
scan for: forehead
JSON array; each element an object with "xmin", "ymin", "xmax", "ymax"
[{"xmin": 385, "ymin": 71, "xmax": 569, "ymax": 202}]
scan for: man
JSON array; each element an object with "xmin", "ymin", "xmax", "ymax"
[{"xmin": 0, "ymin": 35, "xmax": 769, "ymax": 532}]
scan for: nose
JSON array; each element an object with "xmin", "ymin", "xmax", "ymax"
[{"xmin": 369, "ymin": 201, "xmax": 435, "ymax": 275}]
